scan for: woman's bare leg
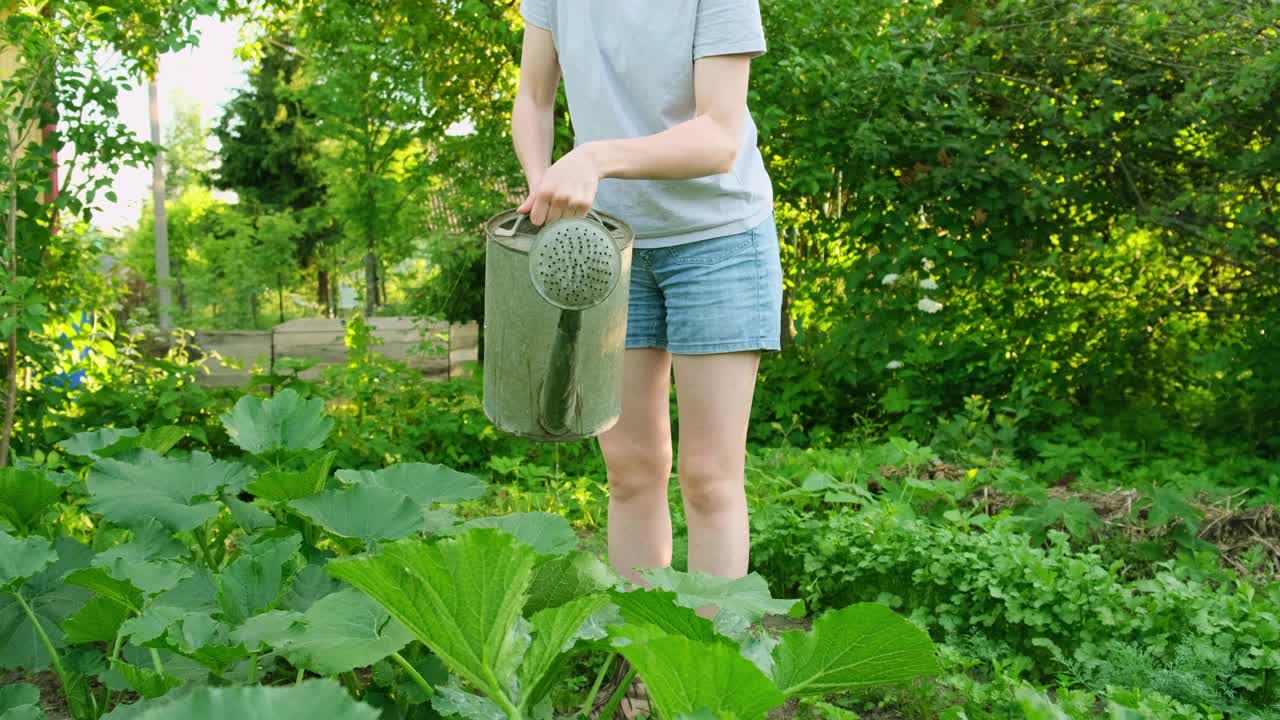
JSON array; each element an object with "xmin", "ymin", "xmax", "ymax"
[
  {"xmin": 672, "ymin": 351, "xmax": 760, "ymax": 582},
  {"xmin": 598, "ymin": 348, "xmax": 674, "ymax": 586}
]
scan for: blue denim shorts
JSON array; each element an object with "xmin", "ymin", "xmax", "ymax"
[{"xmin": 625, "ymin": 215, "xmax": 783, "ymax": 355}]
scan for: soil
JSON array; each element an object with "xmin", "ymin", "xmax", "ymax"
[
  {"xmin": 969, "ymin": 483, "xmax": 1280, "ymax": 576},
  {"xmin": 1, "ymin": 670, "xmax": 70, "ymax": 720}
]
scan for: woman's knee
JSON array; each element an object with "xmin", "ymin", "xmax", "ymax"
[
  {"xmin": 600, "ymin": 433, "xmax": 672, "ymax": 501},
  {"xmin": 677, "ymin": 452, "xmax": 745, "ymax": 514}
]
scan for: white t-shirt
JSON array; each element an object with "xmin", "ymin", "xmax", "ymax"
[{"xmin": 520, "ymin": 0, "xmax": 775, "ymax": 249}]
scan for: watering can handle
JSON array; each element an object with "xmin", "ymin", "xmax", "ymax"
[{"xmin": 493, "ymin": 209, "xmax": 618, "ymax": 238}]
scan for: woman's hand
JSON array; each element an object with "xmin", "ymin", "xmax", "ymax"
[{"xmin": 517, "ymin": 145, "xmax": 602, "ymax": 226}]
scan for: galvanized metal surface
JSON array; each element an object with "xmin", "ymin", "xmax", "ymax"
[{"xmin": 483, "ymin": 209, "xmax": 633, "ymax": 442}]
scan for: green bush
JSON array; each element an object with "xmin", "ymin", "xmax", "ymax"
[
  {"xmin": 750, "ymin": 0, "xmax": 1280, "ymax": 451},
  {"xmin": 749, "ymin": 484, "xmax": 1280, "ymax": 707}
]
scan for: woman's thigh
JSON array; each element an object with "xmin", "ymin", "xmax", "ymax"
[{"xmin": 597, "ymin": 348, "xmax": 674, "ymax": 481}]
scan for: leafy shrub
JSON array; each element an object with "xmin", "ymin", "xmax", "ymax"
[{"xmin": 749, "ymin": 487, "xmax": 1280, "ymax": 707}]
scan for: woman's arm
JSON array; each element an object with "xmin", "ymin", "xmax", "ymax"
[
  {"xmin": 511, "ymin": 25, "xmax": 561, "ymax": 200},
  {"xmin": 524, "ymin": 54, "xmax": 753, "ymax": 226}
]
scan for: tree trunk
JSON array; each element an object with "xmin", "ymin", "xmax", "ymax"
[
  {"xmin": 277, "ymin": 271, "xmax": 285, "ymax": 323},
  {"xmin": 317, "ymin": 268, "xmax": 329, "ymax": 311},
  {"xmin": 1, "ymin": 142, "xmax": 17, "ymax": 468},
  {"xmin": 174, "ymin": 252, "xmax": 187, "ymax": 312},
  {"xmin": 149, "ymin": 77, "xmax": 172, "ymax": 333},
  {"xmin": 364, "ymin": 248, "xmax": 378, "ymax": 316},
  {"xmin": 379, "ymin": 257, "xmax": 388, "ymax": 308},
  {"xmin": 250, "ymin": 290, "xmax": 259, "ymax": 329}
]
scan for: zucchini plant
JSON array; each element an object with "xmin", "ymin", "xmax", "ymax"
[{"xmin": 0, "ymin": 390, "xmax": 938, "ymax": 720}]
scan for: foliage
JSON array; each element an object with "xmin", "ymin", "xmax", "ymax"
[
  {"xmin": 0, "ymin": 392, "xmax": 938, "ymax": 720},
  {"xmin": 747, "ymin": 449, "xmax": 1280, "ymax": 710},
  {"xmin": 750, "ymin": 0, "xmax": 1280, "ymax": 451}
]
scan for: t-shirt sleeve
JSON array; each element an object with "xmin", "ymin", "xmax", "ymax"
[
  {"xmin": 693, "ymin": 0, "xmax": 766, "ymax": 60},
  {"xmin": 520, "ymin": 0, "xmax": 552, "ymax": 31}
]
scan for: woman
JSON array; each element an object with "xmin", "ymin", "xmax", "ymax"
[{"xmin": 511, "ymin": 1, "xmax": 779, "ymax": 716}]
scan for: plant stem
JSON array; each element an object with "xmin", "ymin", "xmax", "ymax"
[
  {"xmin": 344, "ymin": 670, "xmax": 362, "ymax": 698},
  {"xmin": 13, "ymin": 591, "xmax": 72, "ymax": 710},
  {"xmin": 578, "ymin": 653, "xmax": 616, "ymax": 719},
  {"xmin": 102, "ymin": 625, "xmax": 127, "ymax": 710},
  {"xmin": 597, "ymin": 667, "xmax": 638, "ymax": 720},
  {"xmin": 296, "ymin": 667, "xmax": 305, "ymax": 686},
  {"xmin": 485, "ymin": 667, "xmax": 522, "ymax": 720},
  {"xmin": 248, "ymin": 653, "xmax": 258, "ymax": 684},
  {"xmin": 199, "ymin": 521, "xmax": 216, "ymax": 570},
  {"xmin": 390, "ymin": 651, "xmax": 434, "ymax": 698}
]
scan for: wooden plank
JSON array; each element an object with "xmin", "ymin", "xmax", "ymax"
[{"xmin": 193, "ymin": 318, "xmax": 480, "ymax": 386}]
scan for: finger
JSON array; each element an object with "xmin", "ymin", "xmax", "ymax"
[
  {"xmin": 517, "ymin": 195, "xmax": 534, "ymax": 214},
  {"xmin": 568, "ymin": 202, "xmax": 590, "ymax": 218},
  {"xmin": 531, "ymin": 195, "xmax": 549, "ymax": 225},
  {"xmin": 544, "ymin": 203, "xmax": 564, "ymax": 225}
]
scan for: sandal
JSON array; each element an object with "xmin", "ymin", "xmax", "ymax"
[{"xmin": 588, "ymin": 657, "xmax": 652, "ymax": 720}]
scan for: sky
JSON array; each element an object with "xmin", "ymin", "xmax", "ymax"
[{"xmin": 93, "ymin": 16, "xmax": 250, "ymax": 234}]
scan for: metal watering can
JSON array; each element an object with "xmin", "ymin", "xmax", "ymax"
[{"xmin": 482, "ymin": 209, "xmax": 634, "ymax": 442}]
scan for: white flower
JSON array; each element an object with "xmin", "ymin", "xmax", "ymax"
[
  {"xmin": 886, "ymin": 360, "xmax": 904, "ymax": 370},
  {"xmin": 922, "ymin": 258, "xmax": 935, "ymax": 272},
  {"xmin": 881, "ymin": 273, "xmax": 900, "ymax": 286},
  {"xmin": 919, "ymin": 278, "xmax": 938, "ymax": 290},
  {"xmin": 918, "ymin": 297, "xmax": 944, "ymax": 314}
]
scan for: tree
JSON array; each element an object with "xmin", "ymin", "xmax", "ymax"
[
  {"xmin": 212, "ymin": 30, "xmax": 335, "ymax": 310},
  {"xmin": 281, "ymin": 0, "xmax": 521, "ymax": 316},
  {"xmin": 1, "ymin": 0, "xmax": 216, "ymax": 464}
]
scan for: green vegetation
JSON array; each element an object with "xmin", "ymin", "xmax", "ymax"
[{"xmin": 2, "ymin": 0, "xmax": 1277, "ymax": 718}]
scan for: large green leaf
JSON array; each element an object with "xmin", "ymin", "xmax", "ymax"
[
  {"xmin": 771, "ymin": 603, "xmax": 939, "ymax": 696},
  {"xmin": 59, "ymin": 427, "xmax": 188, "ymax": 462},
  {"xmin": 220, "ymin": 390, "xmax": 334, "ymax": 455},
  {"xmin": 65, "ymin": 567, "xmax": 145, "ymax": 613},
  {"xmin": 228, "ymin": 610, "xmax": 303, "ymax": 650},
  {"xmin": 115, "ymin": 661, "xmax": 183, "ymax": 699},
  {"xmin": 0, "ymin": 538, "xmax": 92, "ymax": 670},
  {"xmin": 609, "ymin": 589, "xmax": 719, "ymax": 643},
  {"xmin": 246, "ymin": 451, "xmax": 335, "ymax": 502},
  {"xmin": 432, "ymin": 682, "xmax": 506, "ymax": 720},
  {"xmin": 62, "ymin": 595, "xmax": 133, "ymax": 644},
  {"xmin": 518, "ymin": 594, "xmax": 609, "ymax": 707},
  {"xmin": 617, "ymin": 635, "xmax": 785, "ymax": 720},
  {"xmin": 215, "ymin": 531, "xmax": 303, "ymax": 625},
  {"xmin": 96, "ymin": 559, "xmax": 192, "ymax": 598},
  {"xmin": 289, "ymin": 485, "xmax": 425, "ymax": 540},
  {"xmin": 0, "ymin": 532, "xmax": 56, "ymax": 589},
  {"xmin": 328, "ymin": 530, "xmax": 537, "ymax": 711},
  {"xmin": 640, "ymin": 568, "xmax": 802, "ymax": 624},
  {"xmin": 87, "ymin": 451, "xmax": 253, "ymax": 531},
  {"xmin": 233, "ymin": 588, "xmax": 413, "ymax": 676},
  {"xmin": 525, "ymin": 552, "xmax": 621, "ymax": 615},
  {"xmin": 450, "ymin": 513, "xmax": 577, "ymax": 555},
  {"xmin": 59, "ymin": 428, "xmax": 140, "ymax": 460},
  {"xmin": 0, "ymin": 682, "xmax": 43, "ymax": 720},
  {"xmin": 145, "ymin": 611, "xmax": 246, "ymax": 673},
  {"xmin": 94, "ymin": 518, "xmax": 187, "ymax": 566},
  {"xmin": 280, "ymin": 560, "xmax": 342, "ymax": 613},
  {"xmin": 222, "ymin": 495, "xmax": 276, "ymax": 532},
  {"xmin": 121, "ymin": 569, "xmax": 219, "ymax": 645},
  {"xmin": 336, "ymin": 463, "xmax": 486, "ymax": 507},
  {"xmin": 124, "ymin": 679, "xmax": 379, "ymax": 720},
  {"xmin": 0, "ymin": 470, "xmax": 61, "ymax": 531}
]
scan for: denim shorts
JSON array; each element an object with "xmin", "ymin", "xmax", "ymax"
[{"xmin": 625, "ymin": 215, "xmax": 783, "ymax": 355}]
